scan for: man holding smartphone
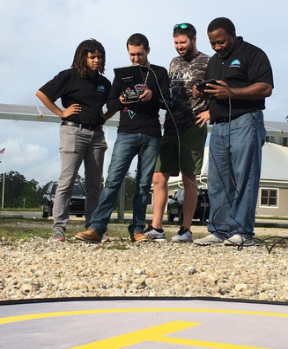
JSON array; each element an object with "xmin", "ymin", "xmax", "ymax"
[
  {"xmin": 196, "ymin": 79, "xmax": 220, "ymax": 91},
  {"xmin": 193, "ymin": 17, "xmax": 273, "ymax": 246},
  {"xmin": 144, "ymin": 23, "xmax": 210, "ymax": 242}
]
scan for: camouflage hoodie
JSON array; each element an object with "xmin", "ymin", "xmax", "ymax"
[{"xmin": 164, "ymin": 52, "xmax": 210, "ymax": 135}]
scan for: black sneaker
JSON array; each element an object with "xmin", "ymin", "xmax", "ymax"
[{"xmin": 171, "ymin": 226, "xmax": 193, "ymax": 243}]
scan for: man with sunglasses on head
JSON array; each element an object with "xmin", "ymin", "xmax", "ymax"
[
  {"xmin": 144, "ymin": 23, "xmax": 210, "ymax": 242},
  {"xmin": 76, "ymin": 33, "xmax": 170, "ymax": 243}
]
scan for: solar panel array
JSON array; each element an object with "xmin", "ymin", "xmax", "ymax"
[
  {"xmin": 0, "ymin": 103, "xmax": 120, "ymax": 126},
  {"xmin": 0, "ymin": 103, "xmax": 288, "ymax": 134}
]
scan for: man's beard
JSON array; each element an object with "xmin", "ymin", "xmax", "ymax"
[{"xmin": 178, "ymin": 45, "xmax": 194, "ymax": 59}]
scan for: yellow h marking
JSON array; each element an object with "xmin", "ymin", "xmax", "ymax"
[{"xmin": 72, "ymin": 321, "xmax": 270, "ymax": 349}]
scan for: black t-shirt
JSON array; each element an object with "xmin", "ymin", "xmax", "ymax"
[
  {"xmin": 205, "ymin": 37, "xmax": 274, "ymax": 122},
  {"xmin": 107, "ymin": 64, "xmax": 170, "ymax": 137},
  {"xmin": 39, "ymin": 68, "xmax": 111, "ymax": 126}
]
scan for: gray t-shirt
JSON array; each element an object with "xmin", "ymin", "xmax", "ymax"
[{"xmin": 164, "ymin": 52, "xmax": 210, "ymax": 135}]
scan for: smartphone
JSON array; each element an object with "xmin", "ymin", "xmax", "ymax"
[{"xmin": 195, "ymin": 79, "xmax": 220, "ymax": 91}]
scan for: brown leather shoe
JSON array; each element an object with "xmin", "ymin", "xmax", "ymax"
[
  {"xmin": 75, "ymin": 228, "xmax": 101, "ymax": 243},
  {"xmin": 131, "ymin": 232, "xmax": 149, "ymax": 242}
]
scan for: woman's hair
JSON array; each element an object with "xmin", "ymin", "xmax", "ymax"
[
  {"xmin": 207, "ymin": 17, "xmax": 236, "ymax": 35},
  {"xmin": 71, "ymin": 38, "xmax": 106, "ymax": 77}
]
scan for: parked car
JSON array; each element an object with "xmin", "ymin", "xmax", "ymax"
[
  {"xmin": 167, "ymin": 187, "xmax": 210, "ymax": 224},
  {"xmin": 42, "ymin": 182, "xmax": 85, "ymax": 218}
]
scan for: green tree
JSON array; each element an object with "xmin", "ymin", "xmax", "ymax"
[
  {"xmin": 74, "ymin": 173, "xmax": 104, "ymax": 190},
  {"xmin": 124, "ymin": 171, "xmax": 136, "ymax": 210},
  {"xmin": 0, "ymin": 171, "xmax": 43, "ymax": 208},
  {"xmin": 21, "ymin": 179, "xmax": 42, "ymax": 208},
  {"xmin": 75, "ymin": 173, "xmax": 85, "ymax": 188},
  {"xmin": 113, "ymin": 171, "xmax": 137, "ymax": 211}
]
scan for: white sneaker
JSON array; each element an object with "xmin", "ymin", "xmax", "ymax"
[
  {"xmin": 171, "ymin": 226, "xmax": 193, "ymax": 243},
  {"xmin": 143, "ymin": 225, "xmax": 166, "ymax": 242},
  {"xmin": 194, "ymin": 234, "xmax": 224, "ymax": 245},
  {"xmin": 224, "ymin": 234, "xmax": 254, "ymax": 246}
]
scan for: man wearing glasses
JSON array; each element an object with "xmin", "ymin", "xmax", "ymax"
[{"xmin": 145, "ymin": 23, "xmax": 210, "ymax": 242}]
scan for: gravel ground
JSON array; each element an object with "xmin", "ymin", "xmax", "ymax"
[{"xmin": 1, "ymin": 225, "xmax": 288, "ymax": 302}]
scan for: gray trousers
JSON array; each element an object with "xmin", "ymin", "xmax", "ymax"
[{"xmin": 53, "ymin": 124, "xmax": 107, "ymax": 230}]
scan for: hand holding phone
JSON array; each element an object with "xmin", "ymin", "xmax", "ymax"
[{"xmin": 195, "ymin": 79, "xmax": 221, "ymax": 92}]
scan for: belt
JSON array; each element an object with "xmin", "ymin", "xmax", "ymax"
[
  {"xmin": 214, "ymin": 110, "xmax": 257, "ymax": 124},
  {"xmin": 61, "ymin": 121, "xmax": 102, "ymax": 131},
  {"xmin": 214, "ymin": 118, "xmax": 230, "ymax": 124},
  {"xmin": 214, "ymin": 115, "xmax": 241, "ymax": 124}
]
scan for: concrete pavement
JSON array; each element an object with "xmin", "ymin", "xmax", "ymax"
[{"xmin": 1, "ymin": 210, "xmax": 288, "ymax": 227}]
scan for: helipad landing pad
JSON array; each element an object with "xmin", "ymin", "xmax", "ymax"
[{"xmin": 0, "ymin": 298, "xmax": 287, "ymax": 348}]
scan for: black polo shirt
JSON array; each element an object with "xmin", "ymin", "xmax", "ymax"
[
  {"xmin": 205, "ymin": 37, "xmax": 274, "ymax": 123},
  {"xmin": 39, "ymin": 68, "xmax": 111, "ymax": 126}
]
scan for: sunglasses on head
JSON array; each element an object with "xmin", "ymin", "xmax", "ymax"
[
  {"xmin": 86, "ymin": 46, "xmax": 104, "ymax": 53},
  {"xmin": 173, "ymin": 23, "xmax": 194, "ymax": 31}
]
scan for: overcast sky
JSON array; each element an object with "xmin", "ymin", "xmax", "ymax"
[{"xmin": 0, "ymin": 0, "xmax": 286, "ymax": 186}]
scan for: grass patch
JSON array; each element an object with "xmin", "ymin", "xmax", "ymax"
[
  {"xmin": 0, "ymin": 218, "xmax": 80, "ymax": 242},
  {"xmin": 0, "ymin": 226, "xmax": 73, "ymax": 243},
  {"xmin": 0, "ymin": 208, "xmax": 41, "ymax": 212},
  {"xmin": 256, "ymin": 216, "xmax": 288, "ymax": 220},
  {"xmin": 0, "ymin": 217, "xmax": 237, "ymax": 243}
]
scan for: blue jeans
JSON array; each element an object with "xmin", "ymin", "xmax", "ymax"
[
  {"xmin": 207, "ymin": 110, "xmax": 266, "ymax": 239},
  {"xmin": 89, "ymin": 133, "xmax": 161, "ymax": 237}
]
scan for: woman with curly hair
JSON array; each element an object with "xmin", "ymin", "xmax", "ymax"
[{"xmin": 36, "ymin": 38, "xmax": 111, "ymax": 242}]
